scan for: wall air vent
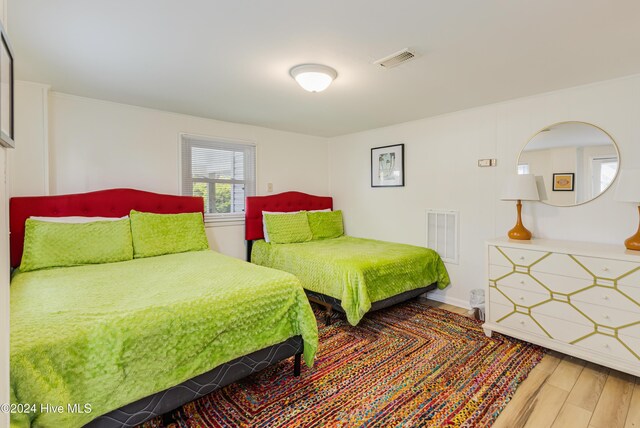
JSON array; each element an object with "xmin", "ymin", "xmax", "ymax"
[
  {"xmin": 374, "ymin": 49, "xmax": 416, "ymax": 68},
  {"xmin": 426, "ymin": 209, "xmax": 459, "ymax": 264}
]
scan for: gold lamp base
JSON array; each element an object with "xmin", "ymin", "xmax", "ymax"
[
  {"xmin": 508, "ymin": 225, "xmax": 532, "ymax": 240},
  {"xmin": 508, "ymin": 200, "xmax": 532, "ymax": 240},
  {"xmin": 625, "ymin": 206, "xmax": 640, "ymax": 251}
]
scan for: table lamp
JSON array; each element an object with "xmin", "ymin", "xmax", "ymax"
[
  {"xmin": 501, "ymin": 174, "xmax": 540, "ymax": 240},
  {"xmin": 614, "ymin": 169, "xmax": 640, "ymax": 251}
]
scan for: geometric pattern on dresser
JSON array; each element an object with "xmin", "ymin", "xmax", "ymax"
[{"xmin": 489, "ymin": 246, "xmax": 640, "ymax": 362}]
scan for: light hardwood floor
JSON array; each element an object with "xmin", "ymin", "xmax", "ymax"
[{"xmin": 421, "ymin": 300, "xmax": 640, "ymax": 428}]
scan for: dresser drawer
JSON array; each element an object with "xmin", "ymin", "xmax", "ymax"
[
  {"xmin": 490, "ymin": 246, "xmax": 547, "ymax": 267},
  {"xmin": 530, "ymin": 253, "xmax": 593, "ymax": 280},
  {"xmin": 492, "ymin": 308, "xmax": 548, "ymax": 338},
  {"xmin": 570, "ymin": 286, "xmax": 640, "ymax": 315},
  {"xmin": 528, "ymin": 271, "xmax": 593, "ymax": 295},
  {"xmin": 488, "ymin": 301, "xmax": 514, "ymax": 322},
  {"xmin": 495, "ymin": 285, "xmax": 550, "ymax": 307},
  {"xmin": 618, "ymin": 284, "xmax": 640, "ymax": 308},
  {"xmin": 488, "ymin": 305, "xmax": 595, "ymax": 348},
  {"xmin": 489, "ymin": 246, "xmax": 511, "ymax": 268},
  {"xmin": 619, "ymin": 334, "xmax": 640, "ymax": 361},
  {"xmin": 573, "ymin": 255, "xmax": 640, "ymax": 279},
  {"xmin": 619, "ymin": 323, "xmax": 640, "ymax": 341},
  {"xmin": 493, "ymin": 271, "xmax": 549, "ymax": 296},
  {"xmin": 530, "ymin": 303, "xmax": 594, "ymax": 343},
  {"xmin": 491, "ymin": 264, "xmax": 595, "ymax": 296},
  {"xmin": 531, "ymin": 310, "xmax": 593, "ymax": 343},
  {"xmin": 570, "ymin": 300, "xmax": 640, "ymax": 330},
  {"xmin": 522, "ymin": 292, "xmax": 640, "ymax": 340},
  {"xmin": 574, "ymin": 334, "xmax": 640, "ymax": 364},
  {"xmin": 618, "ymin": 269, "xmax": 640, "ymax": 288},
  {"xmin": 489, "ymin": 264, "xmax": 513, "ymax": 281},
  {"xmin": 488, "ymin": 286, "xmax": 513, "ymax": 307}
]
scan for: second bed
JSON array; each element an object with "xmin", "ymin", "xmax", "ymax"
[{"xmin": 245, "ymin": 192, "xmax": 451, "ymax": 325}]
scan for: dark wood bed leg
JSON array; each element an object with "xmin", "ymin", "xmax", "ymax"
[
  {"xmin": 307, "ymin": 296, "xmax": 334, "ymax": 326},
  {"xmin": 324, "ymin": 307, "xmax": 333, "ymax": 326},
  {"xmin": 294, "ymin": 353, "xmax": 302, "ymax": 376},
  {"xmin": 246, "ymin": 240, "xmax": 253, "ymax": 262}
]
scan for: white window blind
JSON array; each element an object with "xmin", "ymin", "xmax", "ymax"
[
  {"xmin": 426, "ymin": 209, "xmax": 459, "ymax": 264},
  {"xmin": 181, "ymin": 135, "xmax": 256, "ymax": 223}
]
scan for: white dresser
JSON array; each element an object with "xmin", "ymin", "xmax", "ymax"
[{"xmin": 484, "ymin": 238, "xmax": 640, "ymax": 377}]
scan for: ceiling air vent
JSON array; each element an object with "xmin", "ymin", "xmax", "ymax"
[{"xmin": 374, "ymin": 49, "xmax": 416, "ymax": 68}]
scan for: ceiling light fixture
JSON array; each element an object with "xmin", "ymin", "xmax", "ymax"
[{"xmin": 289, "ymin": 64, "xmax": 337, "ymax": 93}]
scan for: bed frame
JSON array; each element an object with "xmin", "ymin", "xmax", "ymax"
[
  {"xmin": 10, "ymin": 188, "xmax": 304, "ymax": 428},
  {"xmin": 245, "ymin": 191, "xmax": 437, "ymax": 324}
]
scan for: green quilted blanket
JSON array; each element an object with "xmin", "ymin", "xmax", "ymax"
[
  {"xmin": 10, "ymin": 251, "xmax": 318, "ymax": 428},
  {"xmin": 252, "ymin": 236, "xmax": 450, "ymax": 325}
]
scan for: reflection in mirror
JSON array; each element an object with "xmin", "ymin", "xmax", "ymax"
[{"xmin": 518, "ymin": 122, "xmax": 619, "ymax": 207}]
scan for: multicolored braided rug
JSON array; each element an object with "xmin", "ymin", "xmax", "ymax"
[{"xmin": 141, "ymin": 301, "xmax": 545, "ymax": 427}]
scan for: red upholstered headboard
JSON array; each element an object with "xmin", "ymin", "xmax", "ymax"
[
  {"xmin": 10, "ymin": 188, "xmax": 204, "ymax": 268},
  {"xmin": 245, "ymin": 192, "xmax": 333, "ymax": 241}
]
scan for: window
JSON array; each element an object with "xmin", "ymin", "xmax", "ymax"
[
  {"xmin": 590, "ymin": 156, "xmax": 617, "ymax": 198},
  {"xmin": 517, "ymin": 163, "xmax": 530, "ymax": 175},
  {"xmin": 181, "ymin": 135, "xmax": 256, "ymax": 222}
]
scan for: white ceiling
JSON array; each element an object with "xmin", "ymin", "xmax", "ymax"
[{"xmin": 9, "ymin": 0, "xmax": 640, "ymax": 137}]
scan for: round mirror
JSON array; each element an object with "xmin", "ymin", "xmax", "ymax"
[{"xmin": 518, "ymin": 121, "xmax": 620, "ymax": 207}]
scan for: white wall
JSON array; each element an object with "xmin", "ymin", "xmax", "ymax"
[
  {"xmin": 47, "ymin": 93, "xmax": 329, "ymax": 259},
  {"xmin": 328, "ymin": 74, "xmax": 640, "ymax": 309},
  {"xmin": 0, "ymin": 149, "xmax": 7, "ymax": 428},
  {"xmin": 0, "ymin": 0, "xmax": 9, "ymax": 425},
  {"xmin": 9, "ymin": 81, "xmax": 49, "ymax": 197}
]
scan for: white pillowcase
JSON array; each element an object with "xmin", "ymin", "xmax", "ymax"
[
  {"xmin": 262, "ymin": 209, "xmax": 330, "ymax": 243},
  {"xmin": 30, "ymin": 216, "xmax": 128, "ymax": 224}
]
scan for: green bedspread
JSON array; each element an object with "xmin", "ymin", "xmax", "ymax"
[
  {"xmin": 10, "ymin": 250, "xmax": 318, "ymax": 428},
  {"xmin": 252, "ymin": 236, "xmax": 450, "ymax": 325}
]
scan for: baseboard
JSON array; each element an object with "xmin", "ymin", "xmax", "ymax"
[{"xmin": 423, "ymin": 292, "xmax": 471, "ymax": 310}]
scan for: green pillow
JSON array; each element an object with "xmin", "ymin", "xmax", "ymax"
[
  {"xmin": 20, "ymin": 218, "xmax": 134, "ymax": 272},
  {"xmin": 263, "ymin": 211, "xmax": 313, "ymax": 244},
  {"xmin": 129, "ymin": 210, "xmax": 209, "ymax": 258},
  {"xmin": 308, "ymin": 210, "xmax": 344, "ymax": 240}
]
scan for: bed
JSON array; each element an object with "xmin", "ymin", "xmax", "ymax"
[
  {"xmin": 245, "ymin": 191, "xmax": 451, "ymax": 326},
  {"xmin": 9, "ymin": 188, "xmax": 318, "ymax": 428}
]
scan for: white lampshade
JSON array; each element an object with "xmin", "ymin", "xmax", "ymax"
[
  {"xmin": 501, "ymin": 174, "xmax": 540, "ymax": 201},
  {"xmin": 614, "ymin": 169, "xmax": 640, "ymax": 203},
  {"xmin": 290, "ymin": 64, "xmax": 337, "ymax": 93}
]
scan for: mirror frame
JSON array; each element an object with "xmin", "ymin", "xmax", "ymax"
[{"xmin": 518, "ymin": 121, "xmax": 621, "ymax": 207}]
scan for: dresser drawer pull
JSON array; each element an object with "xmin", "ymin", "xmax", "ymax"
[
  {"xmin": 603, "ymin": 314, "xmax": 610, "ymax": 320},
  {"xmin": 602, "ymin": 295, "xmax": 610, "ymax": 301},
  {"xmin": 519, "ymin": 296, "xmax": 525, "ymax": 301},
  {"xmin": 519, "ymin": 320, "xmax": 525, "ymax": 325},
  {"xmin": 520, "ymin": 280, "xmax": 525, "ymax": 285},
  {"xmin": 519, "ymin": 256, "xmax": 525, "ymax": 261},
  {"xmin": 604, "ymin": 343, "xmax": 610, "ymax": 349},
  {"xmin": 602, "ymin": 267, "xmax": 610, "ymax": 272}
]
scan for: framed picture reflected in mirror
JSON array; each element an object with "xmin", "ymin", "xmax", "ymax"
[{"xmin": 553, "ymin": 173, "xmax": 575, "ymax": 192}]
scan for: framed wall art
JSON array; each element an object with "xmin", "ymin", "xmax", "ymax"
[
  {"xmin": 0, "ymin": 22, "xmax": 14, "ymax": 149},
  {"xmin": 553, "ymin": 173, "xmax": 574, "ymax": 191},
  {"xmin": 371, "ymin": 144, "xmax": 404, "ymax": 187}
]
